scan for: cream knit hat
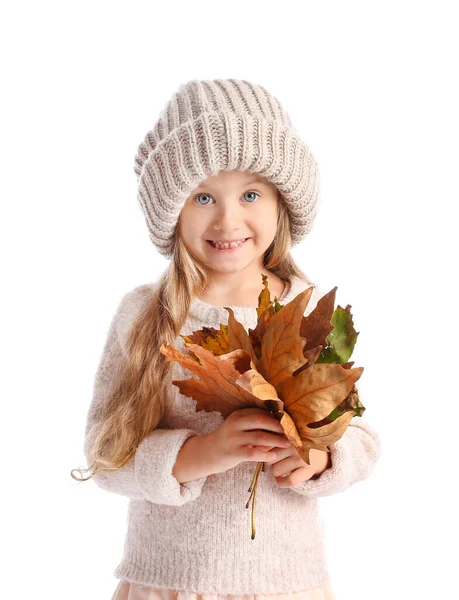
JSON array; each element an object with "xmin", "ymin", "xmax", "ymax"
[{"xmin": 134, "ymin": 79, "xmax": 320, "ymax": 258}]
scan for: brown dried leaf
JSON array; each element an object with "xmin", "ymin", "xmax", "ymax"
[
  {"xmin": 256, "ymin": 273, "xmax": 273, "ymax": 319},
  {"xmin": 280, "ymin": 363, "xmax": 364, "ymax": 463},
  {"xmin": 256, "ymin": 285, "xmax": 314, "ymax": 389},
  {"xmin": 160, "ymin": 274, "xmax": 365, "ymax": 467},
  {"xmin": 248, "ymin": 304, "xmax": 275, "ymax": 359},
  {"xmin": 160, "ymin": 343, "xmax": 280, "ymax": 418},
  {"xmin": 300, "ymin": 287, "xmax": 337, "ymax": 353},
  {"xmin": 181, "ymin": 324, "xmax": 230, "ymax": 356},
  {"xmin": 225, "ymin": 307, "xmax": 258, "ymax": 364}
]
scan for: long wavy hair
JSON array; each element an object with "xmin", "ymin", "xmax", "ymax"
[{"xmin": 71, "ymin": 191, "xmax": 315, "ymax": 482}]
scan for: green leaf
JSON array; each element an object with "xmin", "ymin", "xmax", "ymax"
[{"xmin": 315, "ymin": 305, "xmax": 359, "ymax": 364}]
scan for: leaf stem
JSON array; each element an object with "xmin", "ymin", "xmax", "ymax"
[
  {"xmin": 251, "ymin": 477, "xmax": 257, "ymax": 540},
  {"xmin": 247, "ymin": 460, "xmax": 262, "ymax": 492},
  {"xmin": 246, "ymin": 461, "xmax": 264, "ymax": 539}
]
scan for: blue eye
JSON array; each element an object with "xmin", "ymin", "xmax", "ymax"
[
  {"xmin": 194, "ymin": 193, "xmax": 213, "ymax": 205},
  {"xmin": 243, "ymin": 191, "xmax": 259, "ymax": 203},
  {"xmin": 194, "ymin": 191, "xmax": 260, "ymax": 205}
]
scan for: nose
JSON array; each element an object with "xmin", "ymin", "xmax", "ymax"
[{"xmin": 211, "ymin": 203, "xmax": 243, "ymax": 233}]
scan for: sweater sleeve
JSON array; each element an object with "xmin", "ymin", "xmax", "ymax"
[
  {"xmin": 82, "ymin": 286, "xmax": 208, "ymax": 506},
  {"xmin": 288, "ymin": 414, "xmax": 382, "ymax": 498}
]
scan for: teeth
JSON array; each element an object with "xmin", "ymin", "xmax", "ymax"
[{"xmin": 211, "ymin": 238, "xmax": 246, "ymax": 249}]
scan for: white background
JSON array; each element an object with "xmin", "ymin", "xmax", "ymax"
[{"xmin": 2, "ymin": 1, "xmax": 457, "ymax": 598}]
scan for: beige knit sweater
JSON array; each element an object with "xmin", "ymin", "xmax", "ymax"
[{"xmin": 83, "ymin": 275, "xmax": 382, "ymax": 594}]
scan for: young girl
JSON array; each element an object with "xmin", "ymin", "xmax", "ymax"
[{"xmin": 72, "ymin": 79, "xmax": 381, "ymax": 600}]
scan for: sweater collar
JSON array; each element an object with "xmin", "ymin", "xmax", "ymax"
[{"xmin": 187, "ymin": 275, "xmax": 315, "ymax": 323}]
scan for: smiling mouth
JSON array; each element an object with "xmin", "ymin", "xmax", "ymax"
[{"xmin": 206, "ymin": 238, "xmax": 250, "ymax": 250}]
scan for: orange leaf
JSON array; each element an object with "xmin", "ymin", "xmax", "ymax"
[
  {"xmin": 256, "ymin": 285, "xmax": 314, "ymax": 388},
  {"xmin": 160, "ymin": 343, "xmax": 281, "ymax": 418},
  {"xmin": 256, "ymin": 273, "xmax": 273, "ymax": 319},
  {"xmin": 280, "ymin": 363, "xmax": 363, "ymax": 463},
  {"xmin": 181, "ymin": 324, "xmax": 230, "ymax": 356},
  {"xmin": 225, "ymin": 307, "xmax": 257, "ymax": 363},
  {"xmin": 161, "ymin": 274, "xmax": 365, "ymax": 467}
]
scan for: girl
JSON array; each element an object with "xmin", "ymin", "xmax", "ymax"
[{"xmin": 72, "ymin": 79, "xmax": 381, "ymax": 600}]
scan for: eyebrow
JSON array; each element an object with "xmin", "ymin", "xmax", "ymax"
[
  {"xmin": 246, "ymin": 177, "xmax": 269, "ymax": 185},
  {"xmin": 195, "ymin": 176, "xmax": 269, "ymax": 190}
]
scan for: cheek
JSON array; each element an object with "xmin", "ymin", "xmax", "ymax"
[
  {"xmin": 254, "ymin": 211, "xmax": 278, "ymax": 238},
  {"xmin": 179, "ymin": 208, "xmax": 205, "ymax": 238}
]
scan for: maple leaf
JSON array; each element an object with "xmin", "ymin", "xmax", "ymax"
[
  {"xmin": 181, "ymin": 324, "xmax": 230, "ymax": 356},
  {"xmin": 160, "ymin": 273, "xmax": 365, "ymax": 539},
  {"xmin": 159, "ymin": 343, "xmax": 283, "ymax": 418}
]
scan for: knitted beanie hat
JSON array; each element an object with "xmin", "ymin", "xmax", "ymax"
[{"xmin": 134, "ymin": 79, "xmax": 320, "ymax": 258}]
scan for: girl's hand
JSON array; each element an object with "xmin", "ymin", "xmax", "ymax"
[
  {"xmin": 267, "ymin": 443, "xmax": 330, "ymax": 488},
  {"xmin": 207, "ymin": 407, "xmax": 292, "ymax": 475}
]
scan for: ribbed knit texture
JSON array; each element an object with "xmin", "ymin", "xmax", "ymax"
[
  {"xmin": 133, "ymin": 79, "xmax": 320, "ymax": 257},
  {"xmin": 83, "ymin": 275, "xmax": 381, "ymax": 594}
]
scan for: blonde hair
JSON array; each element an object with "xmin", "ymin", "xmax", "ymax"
[{"xmin": 71, "ymin": 191, "xmax": 315, "ymax": 482}]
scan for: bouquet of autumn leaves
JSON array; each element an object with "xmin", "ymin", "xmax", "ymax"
[{"xmin": 160, "ymin": 274, "xmax": 365, "ymax": 539}]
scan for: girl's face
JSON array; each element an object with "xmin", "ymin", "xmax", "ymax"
[{"xmin": 178, "ymin": 169, "xmax": 279, "ymax": 276}]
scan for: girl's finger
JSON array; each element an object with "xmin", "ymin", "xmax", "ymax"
[{"xmin": 270, "ymin": 455, "xmax": 300, "ymax": 478}]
